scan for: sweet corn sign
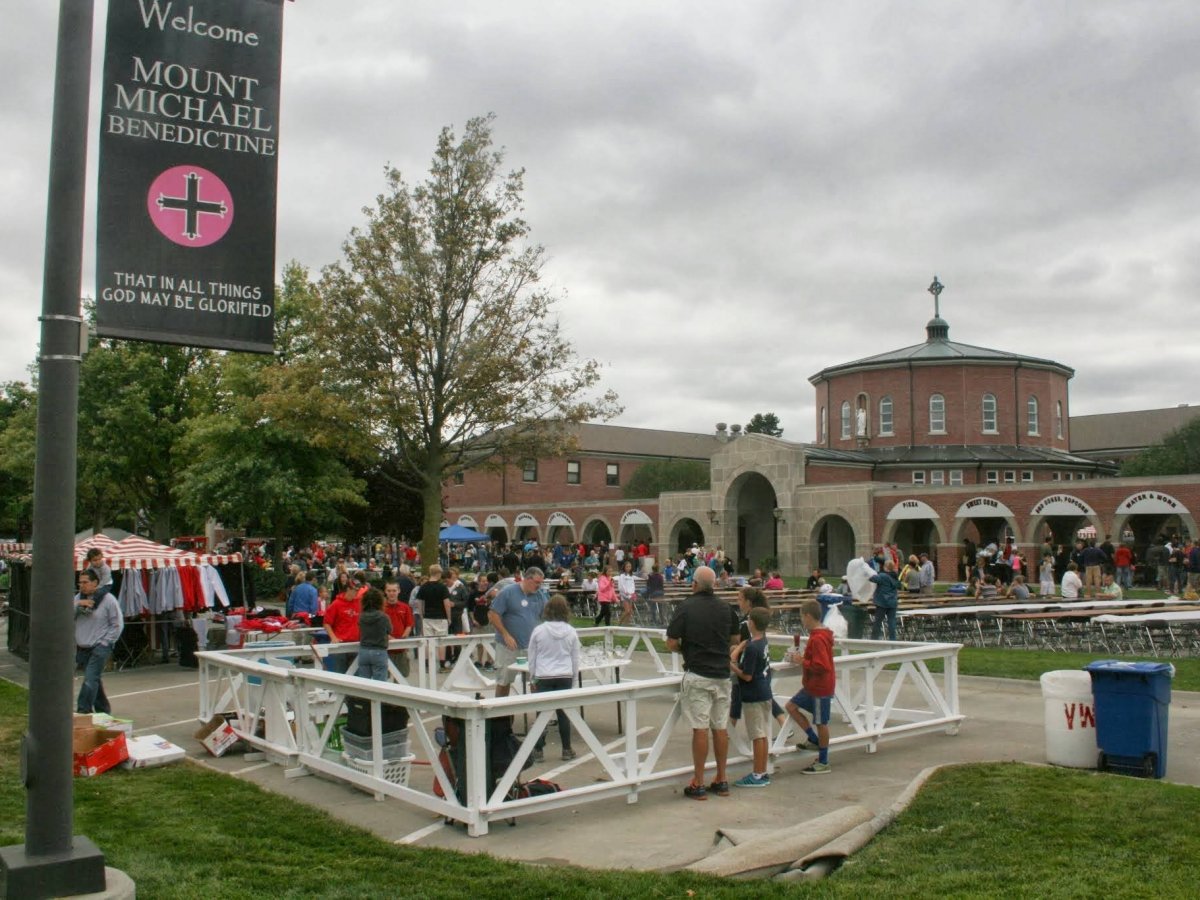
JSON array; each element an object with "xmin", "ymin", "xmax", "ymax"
[{"xmin": 96, "ymin": 0, "xmax": 284, "ymax": 352}]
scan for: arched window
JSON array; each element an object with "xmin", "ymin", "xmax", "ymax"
[
  {"xmin": 840, "ymin": 401, "xmax": 851, "ymax": 439},
  {"xmin": 1055, "ymin": 401, "xmax": 1064, "ymax": 439},
  {"xmin": 929, "ymin": 394, "xmax": 945, "ymax": 433},
  {"xmin": 879, "ymin": 396, "xmax": 894, "ymax": 435},
  {"xmin": 1027, "ymin": 396, "xmax": 1039, "ymax": 435},
  {"xmin": 982, "ymin": 393, "xmax": 997, "ymax": 433},
  {"xmin": 820, "ymin": 406, "xmax": 827, "ymax": 442}
]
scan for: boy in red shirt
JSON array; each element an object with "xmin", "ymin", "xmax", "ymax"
[
  {"xmin": 324, "ymin": 579, "xmax": 362, "ymax": 674},
  {"xmin": 785, "ymin": 600, "xmax": 835, "ymax": 774}
]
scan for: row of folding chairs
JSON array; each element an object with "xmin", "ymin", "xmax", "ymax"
[{"xmin": 901, "ymin": 614, "xmax": 1200, "ymax": 658}]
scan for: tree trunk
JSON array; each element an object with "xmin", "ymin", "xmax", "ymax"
[
  {"xmin": 420, "ymin": 458, "xmax": 444, "ymax": 572},
  {"xmin": 149, "ymin": 493, "xmax": 172, "ymax": 543}
]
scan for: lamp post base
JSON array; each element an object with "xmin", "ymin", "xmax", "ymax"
[{"xmin": 0, "ymin": 836, "xmax": 117, "ymax": 899}]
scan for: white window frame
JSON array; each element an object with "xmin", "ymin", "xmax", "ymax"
[
  {"xmin": 840, "ymin": 401, "xmax": 851, "ymax": 439},
  {"xmin": 1056, "ymin": 401, "xmax": 1064, "ymax": 439},
  {"xmin": 982, "ymin": 393, "xmax": 998, "ymax": 434},
  {"xmin": 605, "ymin": 463, "xmax": 620, "ymax": 486},
  {"xmin": 949, "ymin": 469, "xmax": 964, "ymax": 486},
  {"xmin": 985, "ymin": 470, "xmax": 999, "ymax": 485},
  {"xmin": 566, "ymin": 460, "xmax": 581, "ymax": 485},
  {"xmin": 1052, "ymin": 472, "xmax": 1061, "ymax": 481},
  {"xmin": 1003, "ymin": 470, "xmax": 1016, "ymax": 484},
  {"xmin": 1021, "ymin": 470, "xmax": 1034, "ymax": 483},
  {"xmin": 1027, "ymin": 396, "xmax": 1039, "ymax": 436},
  {"xmin": 879, "ymin": 396, "xmax": 894, "ymax": 436},
  {"xmin": 820, "ymin": 406, "xmax": 827, "ymax": 442},
  {"xmin": 930, "ymin": 470, "xmax": 945, "ymax": 486},
  {"xmin": 911, "ymin": 471, "xmax": 926, "ymax": 485},
  {"xmin": 929, "ymin": 394, "xmax": 946, "ymax": 434},
  {"xmin": 522, "ymin": 459, "xmax": 538, "ymax": 482}
]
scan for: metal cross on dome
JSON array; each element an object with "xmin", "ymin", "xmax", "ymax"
[{"xmin": 928, "ymin": 275, "xmax": 944, "ymax": 318}]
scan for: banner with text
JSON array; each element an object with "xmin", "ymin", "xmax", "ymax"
[{"xmin": 96, "ymin": 0, "xmax": 283, "ymax": 352}]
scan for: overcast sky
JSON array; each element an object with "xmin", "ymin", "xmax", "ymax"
[{"xmin": 4, "ymin": 1, "xmax": 1198, "ymax": 441}]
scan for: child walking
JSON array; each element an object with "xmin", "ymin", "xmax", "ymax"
[
  {"xmin": 785, "ymin": 600, "xmax": 835, "ymax": 774},
  {"xmin": 731, "ymin": 607, "xmax": 773, "ymax": 787},
  {"xmin": 1039, "ymin": 554, "xmax": 1056, "ymax": 598}
]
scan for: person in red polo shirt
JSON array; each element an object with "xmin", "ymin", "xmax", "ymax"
[{"xmin": 324, "ymin": 572, "xmax": 364, "ymax": 673}]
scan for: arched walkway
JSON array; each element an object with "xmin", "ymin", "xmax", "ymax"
[
  {"xmin": 668, "ymin": 517, "xmax": 706, "ymax": 555},
  {"xmin": 726, "ymin": 472, "xmax": 779, "ymax": 571},
  {"xmin": 618, "ymin": 509, "xmax": 655, "ymax": 547},
  {"xmin": 811, "ymin": 514, "xmax": 856, "ymax": 578},
  {"xmin": 582, "ymin": 517, "xmax": 612, "ymax": 547}
]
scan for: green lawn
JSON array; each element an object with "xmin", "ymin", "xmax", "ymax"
[{"xmin": 3, "ymin": 679, "xmax": 1199, "ymax": 897}]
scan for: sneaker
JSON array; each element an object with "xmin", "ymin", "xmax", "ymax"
[
  {"xmin": 795, "ymin": 740, "xmax": 820, "ymax": 752},
  {"xmin": 734, "ymin": 773, "xmax": 771, "ymax": 788},
  {"xmin": 707, "ymin": 780, "xmax": 731, "ymax": 797},
  {"xmin": 561, "ymin": 748, "xmax": 578, "ymax": 761},
  {"xmin": 683, "ymin": 782, "xmax": 707, "ymax": 800},
  {"xmin": 802, "ymin": 762, "xmax": 831, "ymax": 775},
  {"xmin": 532, "ymin": 748, "xmax": 545, "ymax": 763}
]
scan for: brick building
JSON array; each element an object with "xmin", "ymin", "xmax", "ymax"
[{"xmin": 445, "ymin": 309, "xmax": 1199, "ymax": 580}]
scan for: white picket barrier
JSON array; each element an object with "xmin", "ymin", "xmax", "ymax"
[{"xmin": 196, "ymin": 629, "xmax": 963, "ymax": 835}]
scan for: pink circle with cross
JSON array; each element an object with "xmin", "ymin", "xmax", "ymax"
[{"xmin": 146, "ymin": 165, "xmax": 235, "ymax": 248}]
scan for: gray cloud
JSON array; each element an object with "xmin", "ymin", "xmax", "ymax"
[{"xmin": 3, "ymin": 1, "xmax": 1198, "ymax": 444}]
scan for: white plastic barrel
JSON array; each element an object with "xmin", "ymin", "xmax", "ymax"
[{"xmin": 1040, "ymin": 670, "xmax": 1097, "ymax": 768}]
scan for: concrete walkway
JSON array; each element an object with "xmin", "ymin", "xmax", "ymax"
[{"xmin": 2, "ymin": 630, "xmax": 1198, "ymax": 872}]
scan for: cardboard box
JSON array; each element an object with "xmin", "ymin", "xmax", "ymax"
[
  {"xmin": 194, "ymin": 714, "xmax": 240, "ymax": 757},
  {"xmin": 91, "ymin": 713, "xmax": 134, "ymax": 734},
  {"xmin": 73, "ymin": 728, "xmax": 129, "ymax": 777},
  {"xmin": 120, "ymin": 734, "xmax": 185, "ymax": 769}
]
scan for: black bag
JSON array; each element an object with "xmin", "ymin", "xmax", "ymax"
[{"xmin": 512, "ymin": 778, "xmax": 561, "ymax": 799}]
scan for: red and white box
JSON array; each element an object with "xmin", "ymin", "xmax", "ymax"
[
  {"xmin": 73, "ymin": 728, "xmax": 129, "ymax": 777},
  {"xmin": 121, "ymin": 734, "xmax": 186, "ymax": 769},
  {"xmin": 194, "ymin": 715, "xmax": 240, "ymax": 757}
]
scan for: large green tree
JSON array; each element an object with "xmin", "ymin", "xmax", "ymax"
[
  {"xmin": 75, "ymin": 339, "xmax": 217, "ymax": 539},
  {"xmin": 0, "ymin": 381, "xmax": 36, "ymax": 539},
  {"xmin": 175, "ymin": 263, "xmax": 368, "ymax": 568},
  {"xmin": 1122, "ymin": 417, "xmax": 1200, "ymax": 477},
  {"xmin": 623, "ymin": 459, "xmax": 711, "ymax": 499},
  {"xmin": 314, "ymin": 115, "xmax": 619, "ymax": 564},
  {"xmin": 745, "ymin": 412, "xmax": 783, "ymax": 437}
]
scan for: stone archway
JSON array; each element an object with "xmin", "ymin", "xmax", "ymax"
[
  {"xmin": 881, "ymin": 499, "xmax": 944, "ymax": 560},
  {"xmin": 726, "ymin": 471, "xmax": 779, "ymax": 572},
  {"xmin": 1111, "ymin": 491, "xmax": 1196, "ymax": 552},
  {"xmin": 618, "ymin": 509, "xmax": 655, "ymax": 547},
  {"xmin": 811, "ymin": 514, "xmax": 856, "ymax": 577},
  {"xmin": 547, "ymin": 512, "xmax": 576, "ymax": 546},
  {"xmin": 582, "ymin": 517, "xmax": 612, "ymax": 547},
  {"xmin": 668, "ymin": 517, "xmax": 706, "ymax": 555},
  {"xmin": 483, "ymin": 514, "xmax": 508, "ymax": 545}
]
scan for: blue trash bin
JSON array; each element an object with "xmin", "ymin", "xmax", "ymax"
[{"xmin": 1084, "ymin": 660, "xmax": 1173, "ymax": 778}]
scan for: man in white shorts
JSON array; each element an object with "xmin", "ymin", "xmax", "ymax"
[
  {"xmin": 665, "ymin": 566, "xmax": 741, "ymax": 800},
  {"xmin": 488, "ymin": 567, "xmax": 548, "ymax": 698}
]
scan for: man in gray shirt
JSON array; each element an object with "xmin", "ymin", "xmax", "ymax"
[
  {"xmin": 488, "ymin": 567, "xmax": 548, "ymax": 698},
  {"xmin": 75, "ymin": 568, "xmax": 124, "ymax": 714}
]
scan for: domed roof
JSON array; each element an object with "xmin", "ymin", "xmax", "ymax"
[{"xmin": 809, "ymin": 314, "xmax": 1073, "ymax": 385}]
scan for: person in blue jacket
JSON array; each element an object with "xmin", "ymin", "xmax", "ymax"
[{"xmin": 869, "ymin": 559, "xmax": 902, "ymax": 641}]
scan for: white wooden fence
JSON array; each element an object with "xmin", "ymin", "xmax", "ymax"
[{"xmin": 196, "ymin": 628, "xmax": 963, "ymax": 835}]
